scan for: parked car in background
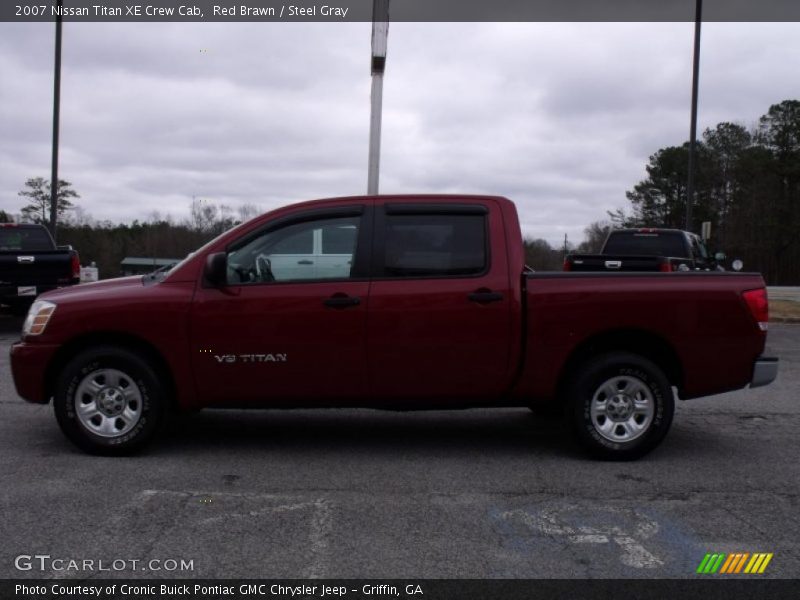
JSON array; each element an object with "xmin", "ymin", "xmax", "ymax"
[
  {"xmin": 0, "ymin": 223, "xmax": 80, "ymax": 314},
  {"xmin": 564, "ymin": 228, "xmax": 724, "ymax": 272}
]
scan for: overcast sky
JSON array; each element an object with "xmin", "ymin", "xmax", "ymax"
[{"xmin": 1, "ymin": 21, "xmax": 799, "ymax": 245}]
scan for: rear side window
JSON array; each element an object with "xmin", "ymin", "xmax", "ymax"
[
  {"xmin": 382, "ymin": 214, "xmax": 487, "ymax": 277},
  {"xmin": 0, "ymin": 227, "xmax": 53, "ymax": 251},
  {"xmin": 603, "ymin": 232, "xmax": 687, "ymax": 257}
]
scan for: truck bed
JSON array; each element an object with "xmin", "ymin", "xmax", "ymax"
[{"xmin": 516, "ymin": 271, "xmax": 767, "ymax": 402}]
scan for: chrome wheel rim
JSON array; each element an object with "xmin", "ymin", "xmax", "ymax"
[
  {"xmin": 589, "ymin": 375, "xmax": 654, "ymax": 443},
  {"xmin": 74, "ymin": 368, "xmax": 143, "ymax": 438}
]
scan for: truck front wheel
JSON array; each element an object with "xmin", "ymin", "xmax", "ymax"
[
  {"xmin": 53, "ymin": 347, "xmax": 166, "ymax": 455},
  {"xmin": 568, "ymin": 352, "xmax": 674, "ymax": 460}
]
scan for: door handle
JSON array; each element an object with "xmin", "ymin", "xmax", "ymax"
[
  {"xmin": 298, "ymin": 260, "xmax": 313, "ymax": 265},
  {"xmin": 468, "ymin": 290, "xmax": 504, "ymax": 304},
  {"xmin": 324, "ymin": 295, "xmax": 361, "ymax": 309}
]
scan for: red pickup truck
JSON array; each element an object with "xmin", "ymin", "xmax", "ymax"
[{"xmin": 10, "ymin": 195, "xmax": 777, "ymax": 459}]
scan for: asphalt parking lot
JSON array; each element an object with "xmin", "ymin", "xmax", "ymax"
[{"xmin": 0, "ymin": 314, "xmax": 798, "ymax": 580}]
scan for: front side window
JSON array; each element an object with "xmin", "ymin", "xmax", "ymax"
[
  {"xmin": 382, "ymin": 214, "xmax": 487, "ymax": 277},
  {"xmin": 227, "ymin": 215, "xmax": 360, "ymax": 284}
]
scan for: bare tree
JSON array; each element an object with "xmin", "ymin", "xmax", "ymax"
[
  {"xmin": 18, "ymin": 177, "xmax": 79, "ymax": 224},
  {"xmin": 575, "ymin": 220, "xmax": 613, "ymax": 254},
  {"xmin": 237, "ymin": 203, "xmax": 261, "ymax": 223}
]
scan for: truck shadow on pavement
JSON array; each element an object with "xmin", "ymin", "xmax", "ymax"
[{"xmin": 155, "ymin": 408, "xmax": 578, "ymax": 458}]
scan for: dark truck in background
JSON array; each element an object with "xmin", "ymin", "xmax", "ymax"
[
  {"xmin": 564, "ymin": 228, "xmax": 722, "ymax": 272},
  {"xmin": 0, "ymin": 223, "xmax": 80, "ymax": 314},
  {"xmin": 9, "ymin": 195, "xmax": 777, "ymax": 460}
]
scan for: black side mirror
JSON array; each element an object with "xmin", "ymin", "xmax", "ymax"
[{"xmin": 204, "ymin": 252, "xmax": 227, "ymax": 287}]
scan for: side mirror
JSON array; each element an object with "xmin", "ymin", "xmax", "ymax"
[{"xmin": 204, "ymin": 252, "xmax": 227, "ymax": 287}]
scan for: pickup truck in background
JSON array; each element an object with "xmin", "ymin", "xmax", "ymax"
[
  {"xmin": 0, "ymin": 223, "xmax": 80, "ymax": 314},
  {"xmin": 564, "ymin": 227, "xmax": 721, "ymax": 272},
  {"xmin": 9, "ymin": 196, "xmax": 778, "ymax": 460}
]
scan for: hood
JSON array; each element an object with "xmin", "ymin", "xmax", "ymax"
[{"xmin": 38, "ymin": 276, "xmax": 144, "ymax": 303}]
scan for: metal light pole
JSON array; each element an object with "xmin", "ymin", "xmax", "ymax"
[
  {"xmin": 685, "ymin": 0, "xmax": 702, "ymax": 232},
  {"xmin": 367, "ymin": 0, "xmax": 389, "ymax": 195},
  {"xmin": 49, "ymin": 0, "xmax": 63, "ymax": 241}
]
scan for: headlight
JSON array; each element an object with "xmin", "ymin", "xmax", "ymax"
[{"xmin": 23, "ymin": 300, "xmax": 57, "ymax": 336}]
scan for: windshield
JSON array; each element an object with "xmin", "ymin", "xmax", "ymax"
[{"xmin": 0, "ymin": 227, "xmax": 54, "ymax": 251}]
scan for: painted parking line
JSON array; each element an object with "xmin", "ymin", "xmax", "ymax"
[{"xmin": 498, "ymin": 505, "xmax": 664, "ymax": 569}]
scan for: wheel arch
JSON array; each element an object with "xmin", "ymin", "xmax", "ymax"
[
  {"xmin": 555, "ymin": 328, "xmax": 683, "ymax": 402},
  {"xmin": 44, "ymin": 331, "xmax": 178, "ymax": 409}
]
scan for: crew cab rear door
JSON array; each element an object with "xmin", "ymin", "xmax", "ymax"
[
  {"xmin": 189, "ymin": 204, "xmax": 372, "ymax": 405},
  {"xmin": 366, "ymin": 199, "xmax": 513, "ymax": 403}
]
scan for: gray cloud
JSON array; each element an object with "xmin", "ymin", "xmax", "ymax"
[{"xmin": 1, "ymin": 21, "xmax": 799, "ymax": 246}]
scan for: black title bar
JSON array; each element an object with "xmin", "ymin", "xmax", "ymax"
[
  {"xmin": 4, "ymin": 579, "xmax": 800, "ymax": 600},
  {"xmin": 3, "ymin": 1, "xmax": 800, "ymax": 23}
]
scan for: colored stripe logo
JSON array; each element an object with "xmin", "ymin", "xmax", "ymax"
[{"xmin": 696, "ymin": 552, "xmax": 773, "ymax": 574}]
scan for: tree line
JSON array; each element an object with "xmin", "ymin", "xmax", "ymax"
[
  {"xmin": 4, "ymin": 177, "xmax": 259, "ymax": 278},
  {"xmin": 58, "ymin": 199, "xmax": 260, "ymax": 278},
  {"xmin": 522, "ymin": 99, "xmax": 800, "ymax": 283},
  {"xmin": 620, "ymin": 99, "xmax": 800, "ymax": 284}
]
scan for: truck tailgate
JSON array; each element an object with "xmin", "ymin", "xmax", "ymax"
[
  {"xmin": 565, "ymin": 254, "xmax": 667, "ymax": 272},
  {"xmin": 0, "ymin": 251, "xmax": 76, "ymax": 287}
]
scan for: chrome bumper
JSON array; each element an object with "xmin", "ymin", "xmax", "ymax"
[{"xmin": 750, "ymin": 357, "xmax": 779, "ymax": 388}]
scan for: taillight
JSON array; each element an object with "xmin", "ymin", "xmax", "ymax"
[
  {"xmin": 659, "ymin": 261, "xmax": 672, "ymax": 272},
  {"xmin": 742, "ymin": 288, "xmax": 769, "ymax": 331},
  {"xmin": 563, "ymin": 259, "xmax": 571, "ymax": 271},
  {"xmin": 71, "ymin": 253, "xmax": 80, "ymax": 279}
]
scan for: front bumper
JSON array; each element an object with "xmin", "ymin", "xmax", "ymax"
[
  {"xmin": 750, "ymin": 356, "xmax": 779, "ymax": 388},
  {"xmin": 9, "ymin": 340, "xmax": 60, "ymax": 403}
]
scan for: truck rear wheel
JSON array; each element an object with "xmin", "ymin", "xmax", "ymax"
[
  {"xmin": 568, "ymin": 352, "xmax": 674, "ymax": 460},
  {"xmin": 53, "ymin": 347, "xmax": 165, "ymax": 455}
]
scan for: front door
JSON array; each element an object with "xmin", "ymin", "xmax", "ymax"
[{"xmin": 190, "ymin": 206, "xmax": 371, "ymax": 406}]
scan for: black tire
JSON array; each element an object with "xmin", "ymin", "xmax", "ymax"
[
  {"xmin": 53, "ymin": 346, "xmax": 166, "ymax": 455},
  {"xmin": 567, "ymin": 352, "xmax": 674, "ymax": 461}
]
